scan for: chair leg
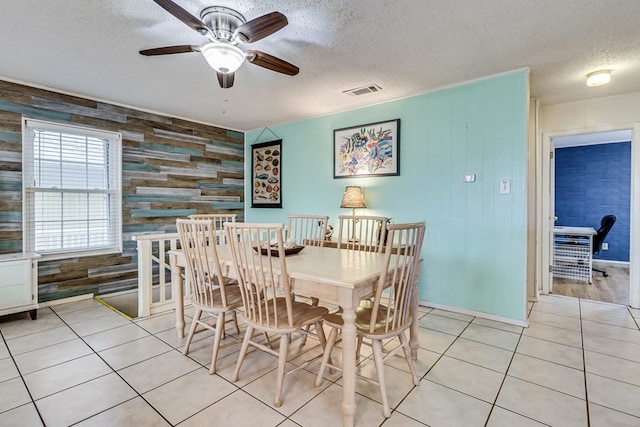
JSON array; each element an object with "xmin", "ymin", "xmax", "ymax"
[
  {"xmin": 231, "ymin": 310, "xmax": 241, "ymax": 335},
  {"xmin": 592, "ymin": 266, "xmax": 609, "ymax": 277},
  {"xmin": 263, "ymin": 332, "xmax": 273, "ymax": 349},
  {"xmin": 315, "ymin": 326, "xmax": 338, "ymax": 387},
  {"xmin": 299, "ymin": 327, "xmax": 310, "ymax": 348},
  {"xmin": 183, "ymin": 308, "xmax": 202, "ymax": 355},
  {"xmin": 314, "ymin": 320, "xmax": 327, "ymax": 349},
  {"xmin": 299, "ymin": 297, "xmax": 320, "ymax": 347},
  {"xmin": 356, "ymin": 335, "xmax": 363, "ymax": 362},
  {"xmin": 371, "ymin": 339, "xmax": 391, "ymax": 418},
  {"xmin": 399, "ymin": 332, "xmax": 419, "ymax": 385},
  {"xmin": 275, "ymin": 333, "xmax": 290, "ymax": 408},
  {"xmin": 209, "ymin": 312, "xmax": 225, "ymax": 375},
  {"xmin": 233, "ymin": 325, "xmax": 254, "ymax": 382}
]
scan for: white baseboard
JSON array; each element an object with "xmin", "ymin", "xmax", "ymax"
[
  {"xmin": 39, "ymin": 293, "xmax": 94, "ymax": 307},
  {"xmin": 419, "ymin": 300, "xmax": 529, "ymax": 328},
  {"xmin": 593, "ymin": 259, "xmax": 629, "ymax": 266}
]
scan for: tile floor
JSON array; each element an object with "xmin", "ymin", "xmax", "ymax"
[{"xmin": 1, "ymin": 294, "xmax": 640, "ymax": 426}]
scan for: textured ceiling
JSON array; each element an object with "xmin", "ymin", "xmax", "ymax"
[{"xmin": 1, "ymin": 0, "xmax": 639, "ymax": 131}]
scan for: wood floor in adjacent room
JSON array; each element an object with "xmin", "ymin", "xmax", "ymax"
[{"xmin": 552, "ymin": 262, "xmax": 630, "ymax": 305}]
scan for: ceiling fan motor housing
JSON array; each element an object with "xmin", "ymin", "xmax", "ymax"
[{"xmin": 200, "ymin": 6, "xmax": 246, "ymax": 43}]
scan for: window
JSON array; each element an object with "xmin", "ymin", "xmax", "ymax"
[{"xmin": 22, "ymin": 118, "xmax": 122, "ymax": 259}]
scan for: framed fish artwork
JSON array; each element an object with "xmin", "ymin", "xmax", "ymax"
[
  {"xmin": 251, "ymin": 139, "xmax": 282, "ymax": 208},
  {"xmin": 333, "ymin": 119, "xmax": 400, "ymax": 178}
]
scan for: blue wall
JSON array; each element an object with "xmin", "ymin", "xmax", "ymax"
[
  {"xmin": 245, "ymin": 70, "xmax": 529, "ymax": 322},
  {"xmin": 555, "ymin": 142, "xmax": 631, "ymax": 262}
]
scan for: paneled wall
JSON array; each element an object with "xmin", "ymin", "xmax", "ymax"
[
  {"xmin": 0, "ymin": 80, "xmax": 244, "ymax": 301},
  {"xmin": 555, "ymin": 142, "xmax": 631, "ymax": 262},
  {"xmin": 245, "ymin": 70, "xmax": 529, "ymax": 323}
]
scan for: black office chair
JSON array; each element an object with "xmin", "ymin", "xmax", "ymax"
[{"xmin": 592, "ymin": 214, "xmax": 616, "ymax": 277}]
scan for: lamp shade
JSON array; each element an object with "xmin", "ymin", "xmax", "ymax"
[
  {"xmin": 201, "ymin": 42, "xmax": 245, "ymax": 74},
  {"xmin": 340, "ymin": 186, "xmax": 366, "ymax": 208}
]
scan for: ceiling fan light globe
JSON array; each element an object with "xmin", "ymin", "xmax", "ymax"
[{"xmin": 201, "ymin": 43, "xmax": 245, "ymax": 74}]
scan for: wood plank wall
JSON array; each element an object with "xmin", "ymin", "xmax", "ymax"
[{"xmin": 0, "ymin": 80, "xmax": 244, "ymax": 302}]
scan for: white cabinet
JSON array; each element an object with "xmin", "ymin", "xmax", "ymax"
[{"xmin": 0, "ymin": 253, "xmax": 40, "ymax": 319}]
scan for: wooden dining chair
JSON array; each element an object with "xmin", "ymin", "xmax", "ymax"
[
  {"xmin": 224, "ymin": 222, "xmax": 329, "ymax": 407},
  {"xmin": 286, "ymin": 214, "xmax": 329, "ymax": 247},
  {"xmin": 315, "ymin": 221, "xmax": 426, "ymax": 417},
  {"xmin": 176, "ymin": 218, "xmax": 243, "ymax": 374},
  {"xmin": 336, "ymin": 215, "xmax": 389, "ymax": 253},
  {"xmin": 286, "ymin": 214, "xmax": 330, "ymax": 345}
]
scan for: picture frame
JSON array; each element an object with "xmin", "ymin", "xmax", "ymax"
[
  {"xmin": 251, "ymin": 140, "xmax": 282, "ymax": 208},
  {"xmin": 333, "ymin": 118, "xmax": 400, "ymax": 178}
]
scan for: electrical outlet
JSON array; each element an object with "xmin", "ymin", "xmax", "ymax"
[{"xmin": 602, "ymin": 243, "xmax": 609, "ymax": 250}]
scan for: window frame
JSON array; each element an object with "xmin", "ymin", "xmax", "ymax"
[{"xmin": 22, "ymin": 117, "xmax": 123, "ymax": 261}]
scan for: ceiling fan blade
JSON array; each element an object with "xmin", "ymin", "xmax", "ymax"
[
  {"xmin": 152, "ymin": 0, "xmax": 210, "ymax": 35},
  {"xmin": 139, "ymin": 45, "xmax": 201, "ymax": 56},
  {"xmin": 234, "ymin": 12, "xmax": 288, "ymax": 43},
  {"xmin": 217, "ymin": 72, "xmax": 235, "ymax": 89},
  {"xmin": 247, "ymin": 50, "xmax": 299, "ymax": 76}
]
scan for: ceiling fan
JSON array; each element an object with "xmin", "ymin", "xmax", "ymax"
[{"xmin": 140, "ymin": 0, "xmax": 299, "ymax": 88}]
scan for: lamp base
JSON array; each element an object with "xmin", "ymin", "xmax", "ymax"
[{"xmin": 349, "ymin": 213, "xmax": 359, "ymax": 243}]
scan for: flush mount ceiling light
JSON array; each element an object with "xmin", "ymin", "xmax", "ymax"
[
  {"xmin": 201, "ymin": 42, "xmax": 245, "ymax": 74},
  {"xmin": 586, "ymin": 70, "xmax": 611, "ymax": 87}
]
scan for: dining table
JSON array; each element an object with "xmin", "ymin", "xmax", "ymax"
[{"xmin": 168, "ymin": 244, "xmax": 420, "ymax": 427}]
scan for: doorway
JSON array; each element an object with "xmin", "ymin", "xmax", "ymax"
[
  {"xmin": 550, "ymin": 130, "xmax": 631, "ymax": 304},
  {"xmin": 539, "ymin": 123, "xmax": 640, "ymax": 309}
]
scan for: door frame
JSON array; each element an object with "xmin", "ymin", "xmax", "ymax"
[{"xmin": 538, "ymin": 123, "xmax": 640, "ymax": 308}]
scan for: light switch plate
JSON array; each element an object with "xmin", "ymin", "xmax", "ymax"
[
  {"xmin": 499, "ymin": 180, "xmax": 511, "ymax": 194},
  {"xmin": 463, "ymin": 173, "xmax": 476, "ymax": 183}
]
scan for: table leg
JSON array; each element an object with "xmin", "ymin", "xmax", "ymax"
[
  {"xmin": 170, "ymin": 255, "xmax": 185, "ymax": 339},
  {"xmin": 409, "ymin": 277, "xmax": 420, "ymax": 360},
  {"xmin": 341, "ymin": 306, "xmax": 357, "ymax": 427}
]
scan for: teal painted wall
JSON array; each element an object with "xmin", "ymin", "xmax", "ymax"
[{"xmin": 246, "ymin": 70, "xmax": 529, "ymax": 322}]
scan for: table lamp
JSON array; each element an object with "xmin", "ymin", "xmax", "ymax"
[{"xmin": 340, "ymin": 186, "xmax": 366, "ymax": 242}]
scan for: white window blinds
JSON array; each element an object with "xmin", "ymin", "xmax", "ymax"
[{"xmin": 22, "ymin": 118, "xmax": 122, "ymax": 259}]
